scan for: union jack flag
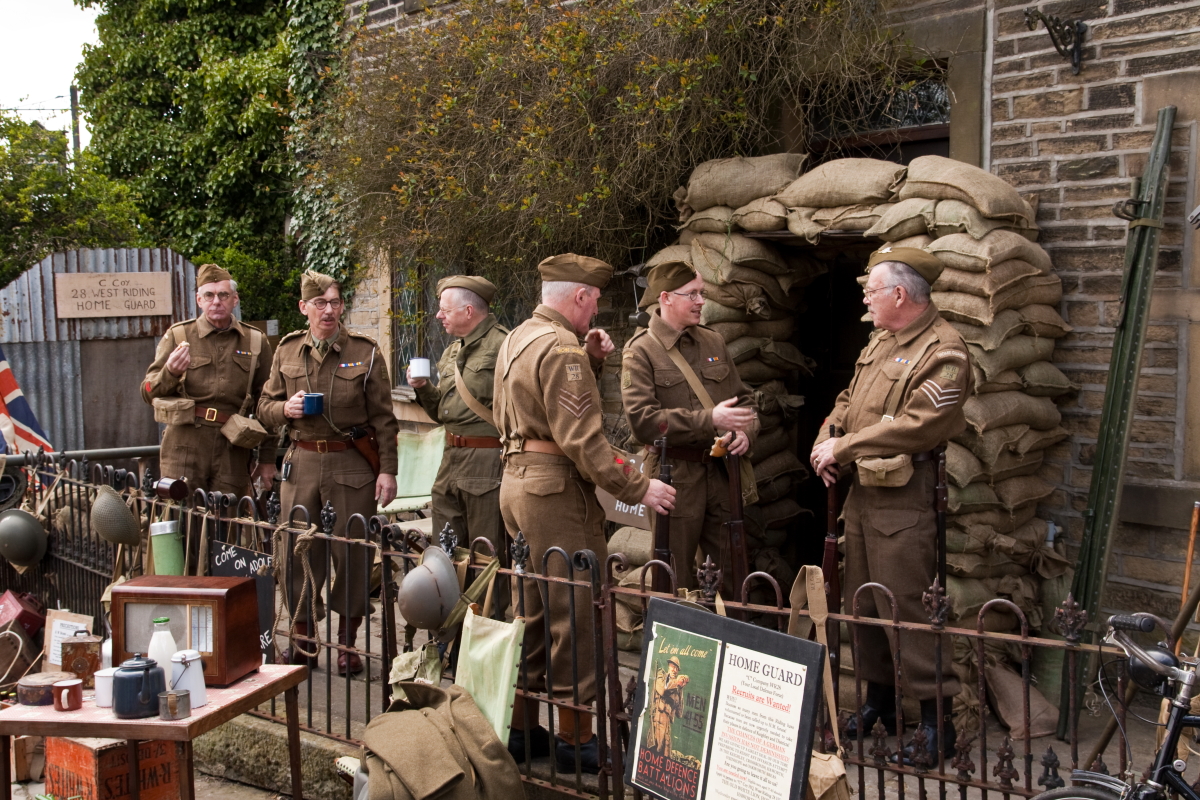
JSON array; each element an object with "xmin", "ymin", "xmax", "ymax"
[{"xmin": 0, "ymin": 344, "xmax": 53, "ymax": 454}]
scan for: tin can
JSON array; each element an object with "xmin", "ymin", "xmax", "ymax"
[{"xmin": 61, "ymin": 629, "xmax": 103, "ymax": 689}]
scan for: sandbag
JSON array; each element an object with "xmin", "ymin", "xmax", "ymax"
[
  {"xmin": 756, "ymin": 474, "xmax": 794, "ymax": 504},
  {"xmin": 948, "ymin": 551, "xmax": 1027, "ymax": 579},
  {"xmin": 754, "ymin": 547, "xmax": 797, "ymax": 593},
  {"xmin": 727, "ymin": 336, "xmax": 772, "ymax": 363},
  {"xmin": 863, "ymin": 197, "xmax": 933, "ymax": 241},
  {"xmin": 747, "ymin": 317, "xmax": 795, "ymax": 340},
  {"xmin": 753, "ymin": 449, "xmax": 808, "ymax": 484},
  {"xmin": 813, "ymin": 204, "xmax": 881, "ymax": 232},
  {"xmin": 704, "ymin": 281, "xmax": 772, "ymax": 319},
  {"xmin": 947, "ymin": 576, "xmax": 1004, "ymax": 622},
  {"xmin": 1020, "ymin": 361, "xmax": 1076, "ymax": 397},
  {"xmin": 1011, "ymin": 425, "xmax": 1068, "ymax": 456},
  {"xmin": 956, "ymin": 423, "xmax": 1030, "ymax": 463},
  {"xmin": 994, "ymin": 475, "xmax": 1055, "ymax": 511},
  {"xmin": 927, "ymin": 231, "xmax": 1052, "ymax": 272},
  {"xmin": 775, "ymin": 158, "xmax": 905, "ymax": 208},
  {"xmin": 933, "ymin": 260, "xmax": 1043, "ymax": 297},
  {"xmin": 702, "ymin": 300, "xmax": 757, "ymax": 325},
  {"xmin": 951, "ymin": 505, "xmax": 1037, "ymax": 535},
  {"xmin": 691, "ymin": 241, "xmax": 792, "ymax": 307},
  {"xmin": 608, "ymin": 526, "xmax": 652, "ymax": 566},
  {"xmin": 973, "ymin": 367, "xmax": 1025, "ymax": 394},
  {"xmin": 778, "ymin": 253, "xmax": 829, "ymax": 293},
  {"xmin": 737, "ymin": 358, "xmax": 787, "ymax": 383},
  {"xmin": 935, "ymin": 275, "xmax": 1063, "ymax": 328},
  {"xmin": 946, "ymin": 442, "xmax": 986, "ymax": 488},
  {"xmin": 762, "ymin": 498, "xmax": 804, "ymax": 529},
  {"xmin": 968, "ymin": 336, "xmax": 1055, "ymax": 380},
  {"xmin": 707, "ymin": 322, "xmax": 750, "ymax": 342},
  {"xmin": 901, "ymin": 155, "xmax": 1031, "ymax": 223},
  {"xmin": 891, "ymin": 234, "xmax": 934, "ymax": 249},
  {"xmin": 983, "ymin": 450, "xmax": 1044, "ymax": 482},
  {"xmin": 786, "ymin": 207, "xmax": 824, "ymax": 243},
  {"xmin": 685, "ymin": 153, "xmax": 808, "ymax": 212},
  {"xmin": 757, "ymin": 340, "xmax": 815, "ymax": 374},
  {"xmin": 691, "ymin": 231, "xmax": 791, "ymax": 276},
  {"xmin": 750, "ymin": 424, "xmax": 791, "ymax": 464},
  {"xmin": 985, "ymin": 661, "xmax": 1058, "ymax": 739},
  {"xmin": 951, "ymin": 309, "xmax": 1025, "ymax": 351},
  {"xmin": 949, "ymin": 481, "xmax": 1003, "ymax": 514},
  {"xmin": 731, "ymin": 197, "xmax": 790, "ymax": 232},
  {"xmin": 1018, "ymin": 304, "xmax": 1072, "ymax": 338},
  {"xmin": 927, "ymin": 199, "xmax": 1020, "ymax": 240},
  {"xmin": 681, "ymin": 205, "xmax": 734, "ymax": 233},
  {"xmin": 964, "ymin": 392, "xmax": 1062, "ymax": 433},
  {"xmin": 754, "ymin": 381, "xmax": 805, "ymax": 417},
  {"xmin": 647, "ymin": 244, "xmax": 692, "ymax": 268}
]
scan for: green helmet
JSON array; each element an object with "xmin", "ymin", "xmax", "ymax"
[
  {"xmin": 91, "ymin": 485, "xmax": 140, "ymax": 546},
  {"xmin": 397, "ymin": 546, "xmax": 461, "ymax": 630},
  {"xmin": 0, "ymin": 508, "xmax": 47, "ymax": 568}
]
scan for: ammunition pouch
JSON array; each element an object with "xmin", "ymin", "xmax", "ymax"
[
  {"xmin": 221, "ymin": 414, "xmax": 270, "ymax": 449},
  {"xmin": 152, "ymin": 397, "xmax": 195, "ymax": 426},
  {"xmin": 855, "ymin": 454, "xmax": 913, "ymax": 488}
]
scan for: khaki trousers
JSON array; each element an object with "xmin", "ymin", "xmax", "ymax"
[
  {"xmin": 500, "ymin": 453, "xmax": 602, "ymax": 705},
  {"xmin": 843, "ymin": 461, "xmax": 960, "ymax": 701},
  {"xmin": 282, "ymin": 447, "xmax": 376, "ymax": 623},
  {"xmin": 159, "ymin": 423, "xmax": 253, "ymax": 496},
  {"xmin": 643, "ymin": 455, "xmax": 732, "ymax": 592},
  {"xmin": 432, "ymin": 445, "xmax": 508, "ymax": 615}
]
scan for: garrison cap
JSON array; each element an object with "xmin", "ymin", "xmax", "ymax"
[
  {"xmin": 537, "ymin": 253, "xmax": 613, "ymax": 289},
  {"xmin": 301, "ymin": 269, "xmax": 338, "ymax": 301},
  {"xmin": 436, "ymin": 275, "xmax": 497, "ymax": 305},
  {"xmin": 196, "ymin": 263, "xmax": 233, "ymax": 288},
  {"xmin": 867, "ymin": 245, "xmax": 945, "ymax": 286},
  {"xmin": 641, "ymin": 261, "xmax": 697, "ymax": 308}
]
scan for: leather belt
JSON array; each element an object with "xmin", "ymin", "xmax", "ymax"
[
  {"xmin": 293, "ymin": 438, "xmax": 354, "ymax": 453},
  {"xmin": 447, "ymin": 432, "xmax": 502, "ymax": 449},
  {"xmin": 646, "ymin": 443, "xmax": 712, "ymax": 463},
  {"xmin": 911, "ymin": 449, "xmax": 939, "ymax": 463},
  {"xmin": 521, "ymin": 439, "xmax": 566, "ymax": 457},
  {"xmin": 195, "ymin": 406, "xmax": 231, "ymax": 425}
]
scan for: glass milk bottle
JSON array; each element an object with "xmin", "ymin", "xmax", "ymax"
[{"xmin": 147, "ymin": 617, "xmax": 177, "ymax": 670}]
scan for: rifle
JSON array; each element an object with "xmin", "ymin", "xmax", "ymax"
[
  {"xmin": 713, "ymin": 434, "xmax": 750, "ymax": 597},
  {"xmin": 822, "ymin": 424, "xmax": 842, "ymax": 701},
  {"xmin": 652, "ymin": 435, "xmax": 673, "ymax": 594},
  {"xmin": 936, "ymin": 446, "xmax": 948, "ymax": 591}
]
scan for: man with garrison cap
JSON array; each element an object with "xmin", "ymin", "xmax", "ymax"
[
  {"xmin": 409, "ymin": 274, "xmax": 510, "ymax": 614},
  {"xmin": 258, "ymin": 270, "xmax": 399, "ymax": 676},
  {"xmin": 810, "ymin": 245, "xmax": 972, "ymax": 763},
  {"xmin": 495, "ymin": 253, "xmax": 676, "ymax": 773},
  {"xmin": 142, "ymin": 263, "xmax": 276, "ymax": 496},
  {"xmin": 622, "ymin": 260, "xmax": 758, "ymax": 590}
]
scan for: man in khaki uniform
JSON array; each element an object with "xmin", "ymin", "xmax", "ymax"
[
  {"xmin": 258, "ymin": 270, "xmax": 399, "ymax": 675},
  {"xmin": 810, "ymin": 246, "xmax": 972, "ymax": 761},
  {"xmin": 495, "ymin": 254, "xmax": 676, "ymax": 772},
  {"xmin": 410, "ymin": 275, "xmax": 509, "ymax": 615},
  {"xmin": 622, "ymin": 261, "xmax": 758, "ymax": 590},
  {"xmin": 142, "ymin": 263, "xmax": 276, "ymax": 496}
]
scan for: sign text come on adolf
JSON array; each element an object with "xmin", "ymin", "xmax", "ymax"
[{"xmin": 55, "ymin": 272, "xmax": 174, "ymax": 318}]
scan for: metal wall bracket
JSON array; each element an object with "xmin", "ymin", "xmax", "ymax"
[{"xmin": 1024, "ymin": 9, "xmax": 1088, "ymax": 74}]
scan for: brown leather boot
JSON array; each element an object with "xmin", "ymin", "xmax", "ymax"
[
  {"xmin": 281, "ymin": 620, "xmax": 318, "ymax": 669},
  {"xmin": 338, "ymin": 616, "xmax": 364, "ymax": 675}
]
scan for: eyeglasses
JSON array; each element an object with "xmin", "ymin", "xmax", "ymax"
[
  {"xmin": 200, "ymin": 291, "xmax": 233, "ymax": 303},
  {"xmin": 306, "ymin": 298, "xmax": 345, "ymax": 311},
  {"xmin": 862, "ymin": 286, "xmax": 894, "ymax": 299},
  {"xmin": 437, "ymin": 304, "xmax": 467, "ymax": 315},
  {"xmin": 670, "ymin": 290, "xmax": 707, "ymax": 302}
]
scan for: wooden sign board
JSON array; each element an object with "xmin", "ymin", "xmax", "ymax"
[
  {"xmin": 595, "ymin": 452, "xmax": 650, "ymax": 530},
  {"xmin": 55, "ymin": 272, "xmax": 174, "ymax": 318},
  {"xmin": 210, "ymin": 541, "xmax": 276, "ymax": 659}
]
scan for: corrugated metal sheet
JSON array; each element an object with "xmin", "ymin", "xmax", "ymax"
[
  {"xmin": 0, "ymin": 248, "xmax": 199, "ymax": 343},
  {"xmin": 5, "ymin": 341, "xmax": 85, "ymax": 451}
]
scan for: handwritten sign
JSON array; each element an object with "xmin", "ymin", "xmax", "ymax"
[
  {"xmin": 210, "ymin": 542, "xmax": 275, "ymax": 658},
  {"xmin": 55, "ymin": 272, "xmax": 174, "ymax": 318},
  {"xmin": 596, "ymin": 453, "xmax": 649, "ymax": 529}
]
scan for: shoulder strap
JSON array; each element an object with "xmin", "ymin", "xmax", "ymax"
[
  {"xmin": 647, "ymin": 330, "xmax": 716, "ymax": 410},
  {"xmin": 454, "ymin": 360, "xmax": 496, "ymax": 429},
  {"xmin": 170, "ymin": 322, "xmax": 194, "ymax": 400},
  {"xmin": 880, "ymin": 336, "xmax": 937, "ymax": 422},
  {"xmin": 238, "ymin": 327, "xmax": 264, "ymax": 416},
  {"xmin": 788, "ymin": 565, "xmax": 840, "ymax": 750}
]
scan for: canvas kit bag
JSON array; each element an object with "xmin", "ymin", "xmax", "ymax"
[{"xmin": 220, "ymin": 327, "xmax": 269, "ymax": 448}]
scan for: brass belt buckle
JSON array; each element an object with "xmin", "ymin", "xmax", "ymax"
[
  {"xmin": 316, "ymin": 440, "xmax": 329, "ymax": 454},
  {"xmin": 204, "ymin": 407, "xmax": 218, "ymax": 422}
]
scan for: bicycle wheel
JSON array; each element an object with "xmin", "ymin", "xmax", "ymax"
[{"xmin": 1030, "ymin": 784, "xmax": 1123, "ymax": 800}]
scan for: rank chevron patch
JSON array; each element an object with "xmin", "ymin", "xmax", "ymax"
[
  {"xmin": 919, "ymin": 379, "xmax": 962, "ymax": 409},
  {"xmin": 558, "ymin": 388, "xmax": 593, "ymax": 419}
]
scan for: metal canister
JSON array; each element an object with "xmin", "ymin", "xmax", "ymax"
[
  {"xmin": 61, "ymin": 629, "xmax": 103, "ymax": 689},
  {"xmin": 158, "ymin": 689, "xmax": 191, "ymax": 720}
]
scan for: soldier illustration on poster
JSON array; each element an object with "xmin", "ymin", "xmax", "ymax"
[{"xmin": 632, "ymin": 622, "xmax": 720, "ymax": 800}]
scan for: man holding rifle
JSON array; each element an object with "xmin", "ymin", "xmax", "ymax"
[
  {"xmin": 622, "ymin": 260, "xmax": 759, "ymax": 591},
  {"xmin": 809, "ymin": 246, "xmax": 971, "ymax": 761}
]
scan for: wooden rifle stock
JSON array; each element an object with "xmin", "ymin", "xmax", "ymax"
[
  {"xmin": 822, "ymin": 424, "xmax": 842, "ymax": 699},
  {"xmin": 936, "ymin": 446, "xmax": 948, "ymax": 591},
  {"xmin": 652, "ymin": 436, "xmax": 673, "ymax": 594},
  {"xmin": 725, "ymin": 450, "xmax": 750, "ymax": 596}
]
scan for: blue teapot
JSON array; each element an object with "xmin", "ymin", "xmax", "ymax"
[{"xmin": 112, "ymin": 654, "xmax": 167, "ymax": 719}]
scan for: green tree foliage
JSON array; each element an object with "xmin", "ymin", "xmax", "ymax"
[
  {"xmin": 192, "ymin": 244, "xmax": 305, "ymax": 331},
  {"xmin": 0, "ymin": 112, "xmax": 143, "ymax": 287},
  {"xmin": 320, "ymin": 0, "xmax": 917, "ymax": 311}
]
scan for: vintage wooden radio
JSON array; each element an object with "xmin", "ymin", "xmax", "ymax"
[{"xmin": 111, "ymin": 576, "xmax": 260, "ymax": 686}]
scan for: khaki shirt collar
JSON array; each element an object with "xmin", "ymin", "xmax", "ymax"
[
  {"xmin": 648, "ymin": 310, "xmax": 687, "ymax": 349},
  {"xmin": 194, "ymin": 315, "xmax": 243, "ymax": 338},
  {"xmin": 307, "ymin": 324, "xmax": 346, "ymax": 353},
  {"xmin": 894, "ymin": 302, "xmax": 940, "ymax": 347},
  {"xmin": 461, "ymin": 313, "xmax": 498, "ymax": 348},
  {"xmin": 533, "ymin": 304, "xmax": 578, "ymax": 336}
]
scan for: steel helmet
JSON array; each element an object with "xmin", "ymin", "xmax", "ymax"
[
  {"xmin": 0, "ymin": 508, "xmax": 47, "ymax": 568},
  {"xmin": 91, "ymin": 485, "xmax": 141, "ymax": 546},
  {"xmin": 397, "ymin": 546, "xmax": 461, "ymax": 630},
  {"xmin": 1128, "ymin": 643, "xmax": 1178, "ymax": 693}
]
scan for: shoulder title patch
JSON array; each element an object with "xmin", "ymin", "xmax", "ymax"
[
  {"xmin": 555, "ymin": 345, "xmax": 587, "ymax": 356},
  {"xmin": 939, "ymin": 363, "xmax": 960, "ymax": 382},
  {"xmin": 936, "ymin": 349, "xmax": 968, "ymax": 361},
  {"xmin": 622, "ymin": 369, "xmax": 632, "ymax": 388}
]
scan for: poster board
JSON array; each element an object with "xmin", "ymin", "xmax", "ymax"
[
  {"xmin": 625, "ymin": 598, "xmax": 823, "ymax": 800},
  {"xmin": 54, "ymin": 272, "xmax": 174, "ymax": 318},
  {"xmin": 210, "ymin": 542, "xmax": 275, "ymax": 658},
  {"xmin": 42, "ymin": 610, "xmax": 93, "ymax": 668}
]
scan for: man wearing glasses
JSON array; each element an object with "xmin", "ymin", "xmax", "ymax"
[
  {"xmin": 258, "ymin": 270, "xmax": 399, "ymax": 674},
  {"xmin": 141, "ymin": 263, "xmax": 276, "ymax": 496},
  {"xmin": 809, "ymin": 246, "xmax": 971, "ymax": 762},
  {"xmin": 409, "ymin": 275, "xmax": 510, "ymax": 614},
  {"xmin": 621, "ymin": 260, "xmax": 758, "ymax": 590}
]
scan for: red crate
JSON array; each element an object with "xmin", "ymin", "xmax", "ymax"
[
  {"xmin": 0, "ymin": 591, "xmax": 44, "ymax": 639},
  {"xmin": 44, "ymin": 737, "xmax": 183, "ymax": 800}
]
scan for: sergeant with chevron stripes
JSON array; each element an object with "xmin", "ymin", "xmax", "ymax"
[{"xmin": 809, "ymin": 246, "xmax": 972, "ymax": 763}]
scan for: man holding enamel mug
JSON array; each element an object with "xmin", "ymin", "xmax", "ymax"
[
  {"xmin": 409, "ymin": 275, "xmax": 510, "ymax": 613},
  {"xmin": 258, "ymin": 269, "xmax": 399, "ymax": 674}
]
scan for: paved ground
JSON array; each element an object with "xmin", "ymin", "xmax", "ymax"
[{"xmin": 12, "ymin": 773, "xmax": 287, "ymax": 799}]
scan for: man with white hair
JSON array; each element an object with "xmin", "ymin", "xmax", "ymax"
[
  {"xmin": 810, "ymin": 246, "xmax": 972, "ymax": 763},
  {"xmin": 142, "ymin": 262, "xmax": 276, "ymax": 496},
  {"xmin": 495, "ymin": 253, "xmax": 676, "ymax": 773},
  {"xmin": 410, "ymin": 275, "xmax": 510, "ymax": 612}
]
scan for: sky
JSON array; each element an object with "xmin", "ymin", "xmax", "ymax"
[{"xmin": 0, "ymin": 0, "xmax": 101, "ymax": 149}]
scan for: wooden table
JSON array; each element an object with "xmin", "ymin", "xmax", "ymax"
[{"xmin": 0, "ymin": 664, "xmax": 307, "ymax": 800}]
